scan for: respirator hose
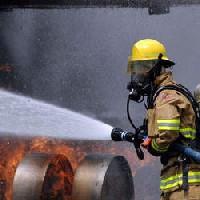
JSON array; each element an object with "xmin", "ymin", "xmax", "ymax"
[{"xmin": 127, "ymin": 95, "xmax": 138, "ymax": 132}]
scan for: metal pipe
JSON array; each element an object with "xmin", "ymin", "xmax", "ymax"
[
  {"xmin": 72, "ymin": 154, "xmax": 134, "ymax": 200},
  {"xmin": 13, "ymin": 153, "xmax": 73, "ymax": 200},
  {"xmin": 0, "ymin": 0, "xmax": 200, "ymax": 9}
]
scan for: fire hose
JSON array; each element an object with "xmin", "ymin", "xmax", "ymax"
[{"xmin": 111, "ymin": 128, "xmax": 200, "ymax": 163}]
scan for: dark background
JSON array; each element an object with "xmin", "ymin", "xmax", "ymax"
[{"xmin": 0, "ymin": 5, "xmax": 200, "ymax": 199}]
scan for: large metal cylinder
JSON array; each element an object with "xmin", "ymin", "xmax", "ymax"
[
  {"xmin": 13, "ymin": 153, "xmax": 73, "ymax": 200},
  {"xmin": 72, "ymin": 154, "xmax": 134, "ymax": 200}
]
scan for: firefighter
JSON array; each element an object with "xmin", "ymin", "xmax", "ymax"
[{"xmin": 127, "ymin": 39, "xmax": 200, "ymax": 200}]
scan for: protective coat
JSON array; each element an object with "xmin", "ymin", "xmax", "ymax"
[{"xmin": 147, "ymin": 72, "xmax": 200, "ymax": 199}]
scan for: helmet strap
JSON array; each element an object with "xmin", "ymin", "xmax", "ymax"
[
  {"xmin": 148, "ymin": 53, "xmax": 163, "ymax": 80},
  {"xmin": 145, "ymin": 53, "xmax": 164, "ymax": 108}
]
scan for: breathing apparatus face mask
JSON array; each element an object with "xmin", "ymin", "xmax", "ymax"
[{"xmin": 127, "ymin": 60, "xmax": 158, "ymax": 102}]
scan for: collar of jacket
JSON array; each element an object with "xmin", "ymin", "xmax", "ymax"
[{"xmin": 154, "ymin": 71, "xmax": 176, "ymax": 87}]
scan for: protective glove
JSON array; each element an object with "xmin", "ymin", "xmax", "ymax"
[{"xmin": 141, "ymin": 137, "xmax": 152, "ymax": 149}]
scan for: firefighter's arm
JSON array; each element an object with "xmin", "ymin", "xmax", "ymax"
[
  {"xmin": 148, "ymin": 92, "xmax": 181, "ymax": 156},
  {"xmin": 148, "ymin": 129, "xmax": 180, "ymax": 156}
]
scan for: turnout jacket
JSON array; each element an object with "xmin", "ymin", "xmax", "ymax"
[{"xmin": 147, "ymin": 72, "xmax": 200, "ymax": 193}]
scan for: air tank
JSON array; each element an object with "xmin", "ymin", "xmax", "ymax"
[{"xmin": 194, "ymin": 84, "xmax": 200, "ymax": 106}]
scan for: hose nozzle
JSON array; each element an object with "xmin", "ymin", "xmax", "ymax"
[
  {"xmin": 111, "ymin": 128, "xmax": 134, "ymax": 142},
  {"xmin": 111, "ymin": 127, "xmax": 144, "ymax": 160}
]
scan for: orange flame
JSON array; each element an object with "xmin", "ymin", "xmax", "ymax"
[{"xmin": 0, "ymin": 136, "xmax": 154, "ymax": 199}]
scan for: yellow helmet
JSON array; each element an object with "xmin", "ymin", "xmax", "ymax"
[{"xmin": 127, "ymin": 39, "xmax": 174, "ymax": 74}]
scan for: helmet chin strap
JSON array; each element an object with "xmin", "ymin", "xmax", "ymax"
[
  {"xmin": 148, "ymin": 53, "xmax": 163, "ymax": 80},
  {"xmin": 146, "ymin": 53, "xmax": 164, "ymax": 108}
]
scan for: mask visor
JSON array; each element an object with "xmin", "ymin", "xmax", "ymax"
[{"xmin": 127, "ymin": 59, "xmax": 157, "ymax": 74}]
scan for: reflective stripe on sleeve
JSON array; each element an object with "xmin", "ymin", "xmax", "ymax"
[
  {"xmin": 151, "ymin": 138, "xmax": 169, "ymax": 153},
  {"xmin": 180, "ymin": 128, "xmax": 196, "ymax": 140},
  {"xmin": 160, "ymin": 171, "xmax": 200, "ymax": 191},
  {"xmin": 157, "ymin": 119, "xmax": 180, "ymax": 131}
]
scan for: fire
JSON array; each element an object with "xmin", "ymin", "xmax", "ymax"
[
  {"xmin": 0, "ymin": 136, "xmax": 154, "ymax": 200},
  {"xmin": 41, "ymin": 154, "xmax": 74, "ymax": 200}
]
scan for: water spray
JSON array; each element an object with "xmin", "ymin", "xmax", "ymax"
[{"xmin": 0, "ymin": 90, "xmax": 112, "ymax": 140}]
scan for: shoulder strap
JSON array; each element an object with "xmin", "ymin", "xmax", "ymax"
[
  {"xmin": 154, "ymin": 84, "xmax": 194, "ymax": 104},
  {"xmin": 153, "ymin": 84, "xmax": 200, "ymax": 138}
]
